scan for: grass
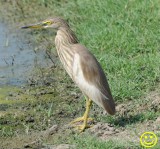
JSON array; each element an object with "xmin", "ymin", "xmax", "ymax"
[
  {"xmin": 0, "ymin": 0, "xmax": 160, "ymax": 148},
  {"xmin": 12, "ymin": 0, "xmax": 160, "ymax": 102},
  {"xmin": 70, "ymin": 134, "xmax": 141, "ymax": 149}
]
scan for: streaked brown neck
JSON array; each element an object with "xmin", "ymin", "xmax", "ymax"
[
  {"xmin": 55, "ymin": 26, "xmax": 77, "ymax": 79},
  {"xmin": 56, "ymin": 27, "xmax": 79, "ymax": 46}
]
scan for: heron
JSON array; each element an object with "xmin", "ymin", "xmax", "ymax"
[{"xmin": 21, "ymin": 17, "xmax": 115, "ymax": 132}]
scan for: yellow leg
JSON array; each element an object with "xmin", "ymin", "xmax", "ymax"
[{"xmin": 70, "ymin": 98, "xmax": 93, "ymax": 132}]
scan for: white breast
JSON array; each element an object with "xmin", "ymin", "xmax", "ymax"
[{"xmin": 72, "ymin": 53, "xmax": 104, "ymax": 108}]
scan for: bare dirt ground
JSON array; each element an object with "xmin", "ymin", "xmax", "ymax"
[{"xmin": 1, "ymin": 88, "xmax": 159, "ymax": 149}]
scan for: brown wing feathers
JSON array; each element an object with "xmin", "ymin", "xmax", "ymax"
[{"xmin": 79, "ymin": 49, "xmax": 115, "ymax": 115}]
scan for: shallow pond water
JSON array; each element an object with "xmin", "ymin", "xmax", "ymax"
[{"xmin": 0, "ymin": 22, "xmax": 51, "ymax": 86}]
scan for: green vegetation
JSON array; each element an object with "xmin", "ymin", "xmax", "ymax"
[
  {"xmin": 0, "ymin": 0, "xmax": 160, "ymax": 148},
  {"xmin": 7, "ymin": 0, "xmax": 160, "ymax": 101}
]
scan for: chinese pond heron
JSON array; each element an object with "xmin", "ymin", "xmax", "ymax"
[{"xmin": 22, "ymin": 17, "xmax": 115, "ymax": 132}]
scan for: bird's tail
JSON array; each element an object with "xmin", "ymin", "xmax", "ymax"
[{"xmin": 101, "ymin": 95, "xmax": 116, "ymax": 115}]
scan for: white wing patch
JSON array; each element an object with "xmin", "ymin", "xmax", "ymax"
[{"xmin": 72, "ymin": 53, "xmax": 105, "ymax": 108}]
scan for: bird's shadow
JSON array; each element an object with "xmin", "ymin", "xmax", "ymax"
[
  {"xmin": 112, "ymin": 113, "xmax": 145, "ymax": 127},
  {"xmin": 114, "ymin": 113, "xmax": 144, "ymax": 127}
]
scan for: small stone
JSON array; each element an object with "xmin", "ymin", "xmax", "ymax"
[{"xmin": 44, "ymin": 125, "xmax": 58, "ymax": 136}]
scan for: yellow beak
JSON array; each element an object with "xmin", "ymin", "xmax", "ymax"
[{"xmin": 21, "ymin": 22, "xmax": 43, "ymax": 29}]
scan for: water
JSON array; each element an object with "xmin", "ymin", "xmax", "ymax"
[{"xmin": 0, "ymin": 23, "xmax": 51, "ymax": 86}]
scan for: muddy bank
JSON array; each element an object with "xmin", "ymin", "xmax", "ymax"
[{"xmin": 0, "ymin": 2, "xmax": 74, "ymax": 148}]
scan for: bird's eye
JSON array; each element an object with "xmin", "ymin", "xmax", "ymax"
[{"xmin": 43, "ymin": 21, "xmax": 52, "ymax": 26}]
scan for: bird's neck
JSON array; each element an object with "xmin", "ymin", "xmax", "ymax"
[{"xmin": 55, "ymin": 27, "xmax": 78, "ymax": 47}]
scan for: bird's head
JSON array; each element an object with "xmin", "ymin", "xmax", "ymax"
[{"xmin": 21, "ymin": 17, "xmax": 69, "ymax": 30}]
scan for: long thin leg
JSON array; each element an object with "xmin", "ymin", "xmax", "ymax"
[
  {"xmin": 70, "ymin": 97, "xmax": 93, "ymax": 132},
  {"xmin": 80, "ymin": 98, "xmax": 92, "ymax": 130}
]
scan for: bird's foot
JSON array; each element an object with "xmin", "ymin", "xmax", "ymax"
[
  {"xmin": 75, "ymin": 124, "xmax": 93, "ymax": 132},
  {"xmin": 69, "ymin": 116, "xmax": 93, "ymax": 132},
  {"xmin": 70, "ymin": 116, "xmax": 93, "ymax": 124}
]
